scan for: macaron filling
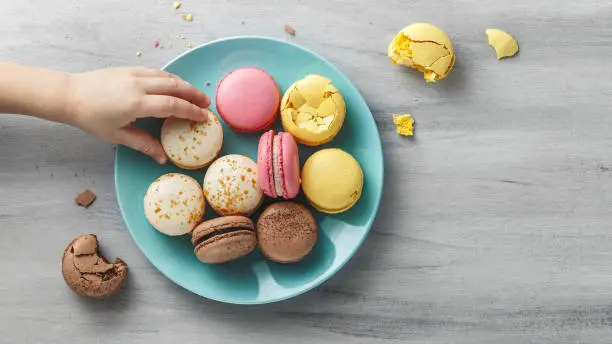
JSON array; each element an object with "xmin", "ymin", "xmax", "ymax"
[
  {"xmin": 272, "ymin": 135, "xmax": 284, "ymax": 198},
  {"xmin": 193, "ymin": 226, "xmax": 254, "ymax": 246}
]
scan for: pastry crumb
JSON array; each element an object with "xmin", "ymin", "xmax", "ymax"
[
  {"xmin": 205, "ymin": 81, "xmax": 211, "ymax": 86},
  {"xmin": 136, "ymin": 51, "xmax": 142, "ymax": 57},
  {"xmin": 173, "ymin": 1, "xmax": 181, "ymax": 9},
  {"xmin": 75, "ymin": 189, "xmax": 97, "ymax": 208},
  {"xmin": 182, "ymin": 13, "xmax": 193, "ymax": 21},
  {"xmin": 284, "ymin": 25, "xmax": 296, "ymax": 36},
  {"xmin": 393, "ymin": 114, "xmax": 415, "ymax": 136}
]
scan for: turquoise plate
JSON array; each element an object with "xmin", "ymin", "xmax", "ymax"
[{"xmin": 115, "ymin": 36, "xmax": 383, "ymax": 304}]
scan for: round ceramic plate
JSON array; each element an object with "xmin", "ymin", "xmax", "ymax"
[{"xmin": 115, "ymin": 36, "xmax": 384, "ymax": 304}]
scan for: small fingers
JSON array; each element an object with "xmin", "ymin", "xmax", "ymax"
[
  {"xmin": 115, "ymin": 125, "xmax": 167, "ymax": 164},
  {"xmin": 139, "ymin": 95, "xmax": 208, "ymax": 122},
  {"xmin": 139, "ymin": 77, "xmax": 210, "ymax": 108}
]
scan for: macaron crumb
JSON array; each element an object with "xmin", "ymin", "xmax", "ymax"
[
  {"xmin": 153, "ymin": 40, "xmax": 160, "ymax": 48},
  {"xmin": 181, "ymin": 13, "xmax": 193, "ymax": 21},
  {"xmin": 392, "ymin": 114, "xmax": 415, "ymax": 136},
  {"xmin": 136, "ymin": 51, "xmax": 142, "ymax": 57},
  {"xmin": 284, "ymin": 25, "xmax": 296, "ymax": 36},
  {"xmin": 173, "ymin": 1, "xmax": 181, "ymax": 9}
]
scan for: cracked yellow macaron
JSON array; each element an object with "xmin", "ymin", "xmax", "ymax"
[
  {"xmin": 301, "ymin": 149, "xmax": 363, "ymax": 214},
  {"xmin": 388, "ymin": 23, "xmax": 455, "ymax": 82},
  {"xmin": 485, "ymin": 29, "xmax": 519, "ymax": 59},
  {"xmin": 280, "ymin": 75, "xmax": 346, "ymax": 146}
]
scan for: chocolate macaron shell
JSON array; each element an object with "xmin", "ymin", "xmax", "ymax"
[
  {"xmin": 194, "ymin": 230, "xmax": 257, "ymax": 264},
  {"xmin": 257, "ymin": 202, "xmax": 318, "ymax": 263},
  {"xmin": 61, "ymin": 234, "xmax": 128, "ymax": 298},
  {"xmin": 191, "ymin": 216, "xmax": 254, "ymax": 245}
]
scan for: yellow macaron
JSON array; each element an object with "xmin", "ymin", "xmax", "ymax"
[
  {"xmin": 301, "ymin": 149, "xmax": 363, "ymax": 214},
  {"xmin": 280, "ymin": 75, "xmax": 346, "ymax": 146},
  {"xmin": 388, "ymin": 23, "xmax": 455, "ymax": 82}
]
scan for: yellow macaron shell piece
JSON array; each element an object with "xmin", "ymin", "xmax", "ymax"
[
  {"xmin": 301, "ymin": 149, "xmax": 363, "ymax": 214},
  {"xmin": 280, "ymin": 75, "xmax": 346, "ymax": 146},
  {"xmin": 388, "ymin": 23, "xmax": 455, "ymax": 82},
  {"xmin": 485, "ymin": 28, "xmax": 519, "ymax": 59}
]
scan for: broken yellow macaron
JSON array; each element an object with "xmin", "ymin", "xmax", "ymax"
[
  {"xmin": 388, "ymin": 23, "xmax": 455, "ymax": 82},
  {"xmin": 280, "ymin": 74, "xmax": 346, "ymax": 146},
  {"xmin": 393, "ymin": 114, "xmax": 414, "ymax": 136},
  {"xmin": 485, "ymin": 29, "xmax": 519, "ymax": 59}
]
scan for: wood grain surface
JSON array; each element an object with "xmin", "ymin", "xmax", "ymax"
[{"xmin": 2, "ymin": 0, "xmax": 612, "ymax": 343}]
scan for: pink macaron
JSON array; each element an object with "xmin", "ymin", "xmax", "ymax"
[
  {"xmin": 216, "ymin": 67, "xmax": 280, "ymax": 133},
  {"xmin": 258, "ymin": 130, "xmax": 301, "ymax": 199}
]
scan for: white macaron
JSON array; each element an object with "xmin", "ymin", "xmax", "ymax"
[
  {"xmin": 203, "ymin": 155, "xmax": 263, "ymax": 216},
  {"xmin": 144, "ymin": 173, "xmax": 205, "ymax": 236},
  {"xmin": 161, "ymin": 109, "xmax": 223, "ymax": 169}
]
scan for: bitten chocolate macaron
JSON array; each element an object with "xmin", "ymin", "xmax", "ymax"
[
  {"xmin": 257, "ymin": 202, "xmax": 318, "ymax": 263},
  {"xmin": 191, "ymin": 216, "xmax": 257, "ymax": 264},
  {"xmin": 61, "ymin": 234, "xmax": 128, "ymax": 298}
]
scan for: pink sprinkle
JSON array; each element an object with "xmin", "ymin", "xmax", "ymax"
[{"xmin": 153, "ymin": 40, "xmax": 160, "ymax": 48}]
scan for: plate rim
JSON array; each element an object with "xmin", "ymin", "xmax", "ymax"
[{"xmin": 114, "ymin": 35, "xmax": 385, "ymax": 304}]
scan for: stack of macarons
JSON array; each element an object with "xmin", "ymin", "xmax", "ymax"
[{"xmin": 143, "ymin": 66, "xmax": 364, "ymax": 265}]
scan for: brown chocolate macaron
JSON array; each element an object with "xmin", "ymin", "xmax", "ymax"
[
  {"xmin": 61, "ymin": 234, "xmax": 128, "ymax": 298},
  {"xmin": 257, "ymin": 202, "xmax": 318, "ymax": 263},
  {"xmin": 191, "ymin": 216, "xmax": 257, "ymax": 264}
]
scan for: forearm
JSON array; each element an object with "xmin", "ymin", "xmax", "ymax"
[{"xmin": 0, "ymin": 62, "xmax": 72, "ymax": 123}]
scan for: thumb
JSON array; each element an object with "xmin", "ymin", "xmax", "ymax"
[{"xmin": 115, "ymin": 125, "xmax": 167, "ymax": 164}]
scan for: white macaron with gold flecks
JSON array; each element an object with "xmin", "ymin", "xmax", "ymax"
[
  {"xmin": 144, "ymin": 173, "xmax": 205, "ymax": 236},
  {"xmin": 203, "ymin": 155, "xmax": 263, "ymax": 216},
  {"xmin": 161, "ymin": 109, "xmax": 223, "ymax": 169}
]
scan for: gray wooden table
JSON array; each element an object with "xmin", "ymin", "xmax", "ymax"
[{"xmin": 2, "ymin": 0, "xmax": 612, "ymax": 343}]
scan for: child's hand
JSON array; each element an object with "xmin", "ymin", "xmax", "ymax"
[{"xmin": 67, "ymin": 67, "xmax": 210, "ymax": 164}]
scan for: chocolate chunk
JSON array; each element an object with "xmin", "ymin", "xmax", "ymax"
[{"xmin": 75, "ymin": 189, "xmax": 96, "ymax": 208}]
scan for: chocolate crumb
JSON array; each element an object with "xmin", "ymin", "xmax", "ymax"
[
  {"xmin": 75, "ymin": 189, "xmax": 97, "ymax": 208},
  {"xmin": 284, "ymin": 25, "xmax": 296, "ymax": 36}
]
